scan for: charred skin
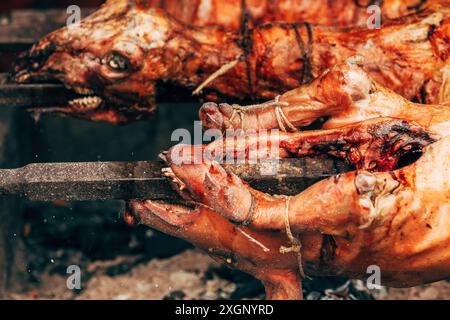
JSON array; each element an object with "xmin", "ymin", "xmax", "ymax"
[
  {"xmin": 130, "ymin": 132, "xmax": 450, "ymax": 297},
  {"xmin": 201, "ymin": 58, "xmax": 450, "ymax": 134},
  {"xmin": 149, "ymin": 0, "xmax": 444, "ymax": 29},
  {"xmin": 13, "ymin": 1, "xmax": 450, "ymax": 123}
]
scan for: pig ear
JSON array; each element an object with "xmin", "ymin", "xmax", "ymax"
[{"xmin": 127, "ymin": 200, "xmax": 201, "ymax": 228}]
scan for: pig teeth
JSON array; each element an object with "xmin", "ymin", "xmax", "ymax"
[
  {"xmin": 68, "ymin": 96, "xmax": 103, "ymax": 110},
  {"xmin": 74, "ymin": 87, "xmax": 95, "ymax": 95}
]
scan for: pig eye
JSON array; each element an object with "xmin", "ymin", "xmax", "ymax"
[
  {"xmin": 31, "ymin": 61, "xmax": 41, "ymax": 70},
  {"xmin": 106, "ymin": 53, "xmax": 130, "ymax": 72}
]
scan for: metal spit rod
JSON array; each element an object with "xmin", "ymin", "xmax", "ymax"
[{"xmin": 0, "ymin": 158, "xmax": 351, "ymax": 201}]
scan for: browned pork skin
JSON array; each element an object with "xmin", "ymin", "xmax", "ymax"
[
  {"xmin": 129, "ymin": 128, "xmax": 449, "ymax": 299},
  {"xmin": 200, "ymin": 58, "xmax": 450, "ymax": 134},
  {"xmin": 13, "ymin": 1, "xmax": 449, "ymax": 123},
  {"xmin": 149, "ymin": 0, "xmax": 444, "ymax": 29}
]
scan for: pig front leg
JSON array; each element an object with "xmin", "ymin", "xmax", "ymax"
[{"xmin": 205, "ymin": 117, "xmax": 437, "ymax": 172}]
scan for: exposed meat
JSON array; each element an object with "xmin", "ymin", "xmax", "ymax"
[
  {"xmin": 149, "ymin": 0, "xmax": 444, "ymax": 29},
  {"xmin": 200, "ymin": 57, "xmax": 450, "ymax": 136},
  {"xmin": 13, "ymin": 1, "xmax": 450, "ymax": 123},
  {"xmin": 204, "ymin": 117, "xmax": 438, "ymax": 171},
  {"xmin": 129, "ymin": 129, "xmax": 449, "ymax": 299}
]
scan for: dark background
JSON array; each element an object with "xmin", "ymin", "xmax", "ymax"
[{"xmin": 0, "ymin": 0, "xmax": 104, "ymax": 11}]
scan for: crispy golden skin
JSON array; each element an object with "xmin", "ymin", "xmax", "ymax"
[
  {"xmin": 149, "ymin": 0, "xmax": 443, "ymax": 29},
  {"xmin": 129, "ymin": 63, "xmax": 450, "ymax": 300},
  {"xmin": 129, "ymin": 129, "xmax": 449, "ymax": 299}
]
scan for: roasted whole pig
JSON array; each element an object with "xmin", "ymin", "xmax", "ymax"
[
  {"xmin": 149, "ymin": 0, "xmax": 444, "ymax": 29},
  {"xmin": 127, "ymin": 61, "xmax": 450, "ymax": 299},
  {"xmin": 13, "ymin": 1, "xmax": 450, "ymax": 123}
]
